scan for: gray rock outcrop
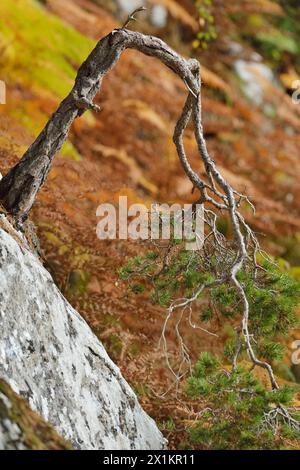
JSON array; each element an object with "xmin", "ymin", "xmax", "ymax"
[{"xmin": 0, "ymin": 215, "xmax": 165, "ymax": 450}]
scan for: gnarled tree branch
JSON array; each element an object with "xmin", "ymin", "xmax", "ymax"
[
  {"xmin": 0, "ymin": 22, "xmax": 281, "ymax": 395},
  {"xmin": 0, "ymin": 28, "xmax": 199, "ymax": 222}
]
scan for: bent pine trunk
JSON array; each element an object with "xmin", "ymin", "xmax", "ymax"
[{"xmin": 0, "ymin": 29, "xmax": 198, "ymax": 222}]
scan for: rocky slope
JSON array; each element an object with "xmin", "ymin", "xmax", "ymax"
[{"xmin": 0, "ymin": 214, "xmax": 165, "ymax": 450}]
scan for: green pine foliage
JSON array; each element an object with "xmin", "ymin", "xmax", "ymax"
[
  {"xmin": 120, "ymin": 235, "xmax": 300, "ymax": 449},
  {"xmin": 186, "ymin": 353, "xmax": 300, "ymax": 450},
  {"xmin": 121, "ymin": 245, "xmax": 299, "ymax": 343}
]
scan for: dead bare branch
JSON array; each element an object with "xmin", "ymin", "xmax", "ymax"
[
  {"xmin": 122, "ymin": 6, "xmax": 147, "ymax": 29},
  {"xmin": 0, "ymin": 22, "xmax": 283, "ymax": 398}
]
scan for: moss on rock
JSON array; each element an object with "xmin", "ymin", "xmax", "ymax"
[{"xmin": 0, "ymin": 379, "xmax": 72, "ymax": 450}]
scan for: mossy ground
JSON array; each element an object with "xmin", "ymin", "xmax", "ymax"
[
  {"xmin": 0, "ymin": 0, "xmax": 94, "ymax": 98},
  {"xmin": 0, "ymin": 0, "xmax": 95, "ymax": 160}
]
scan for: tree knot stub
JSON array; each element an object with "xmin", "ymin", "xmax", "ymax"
[
  {"xmin": 188, "ymin": 58, "xmax": 200, "ymax": 74},
  {"xmin": 110, "ymin": 28, "xmax": 131, "ymax": 46},
  {"xmin": 74, "ymin": 97, "xmax": 101, "ymax": 113}
]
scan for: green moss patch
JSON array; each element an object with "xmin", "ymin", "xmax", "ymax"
[
  {"xmin": 0, "ymin": 0, "xmax": 95, "ymax": 99},
  {"xmin": 0, "ymin": 379, "xmax": 72, "ymax": 450}
]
